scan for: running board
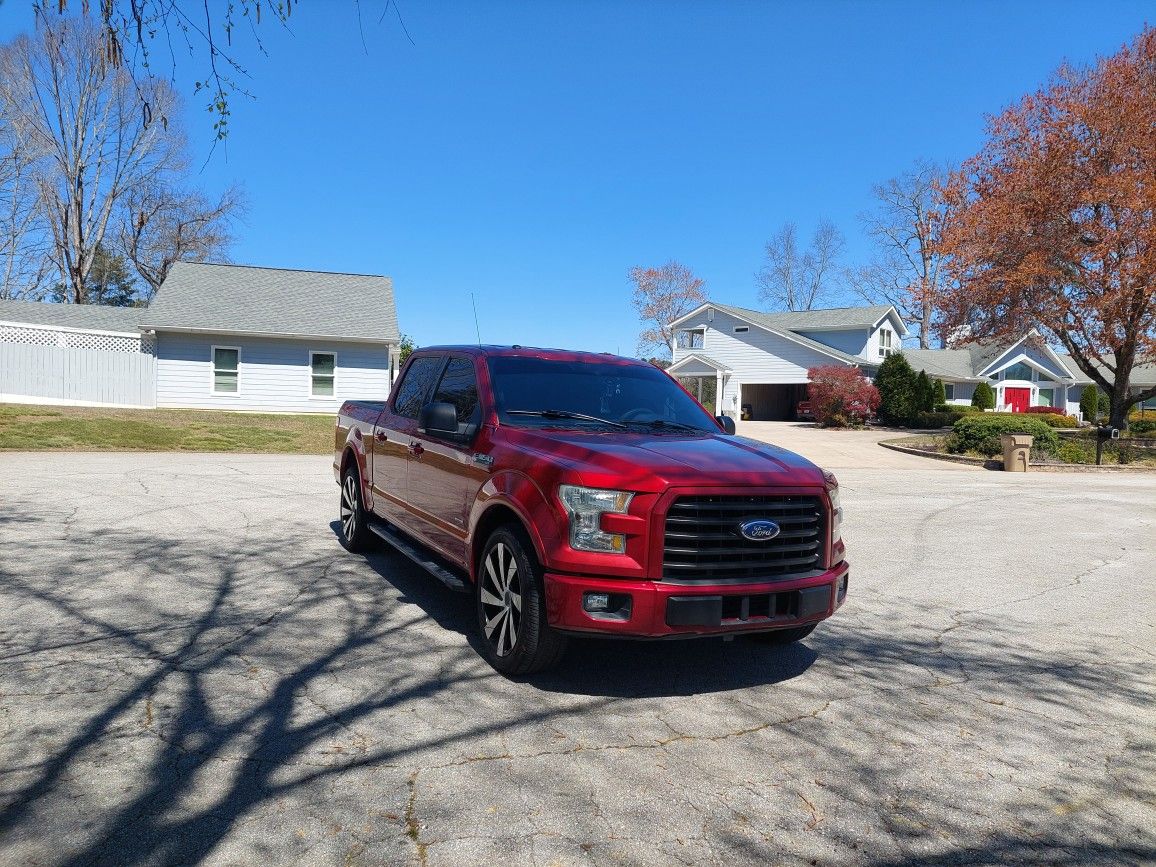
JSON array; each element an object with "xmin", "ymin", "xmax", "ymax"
[{"xmin": 367, "ymin": 519, "xmax": 469, "ymax": 593}]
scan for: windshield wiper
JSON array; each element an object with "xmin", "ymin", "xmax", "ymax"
[
  {"xmin": 506, "ymin": 409, "xmax": 627, "ymax": 429},
  {"xmin": 626, "ymin": 419, "xmax": 704, "ymax": 433}
]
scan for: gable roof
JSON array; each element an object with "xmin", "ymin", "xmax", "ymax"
[
  {"xmin": 141, "ymin": 262, "xmax": 398, "ymax": 343},
  {"xmin": 1057, "ymin": 353, "xmax": 1156, "ymax": 387},
  {"xmin": 668, "ymin": 353, "xmax": 732, "ymax": 375},
  {"xmin": 0, "ymin": 299, "xmax": 145, "ymax": 334},
  {"xmin": 701, "ymin": 302, "xmax": 905, "ymax": 335}
]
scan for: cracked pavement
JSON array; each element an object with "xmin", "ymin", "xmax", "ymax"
[{"xmin": 0, "ymin": 451, "xmax": 1153, "ymax": 866}]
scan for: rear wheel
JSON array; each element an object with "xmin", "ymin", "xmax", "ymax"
[
  {"xmin": 338, "ymin": 465, "xmax": 376, "ymax": 552},
  {"xmin": 748, "ymin": 623, "xmax": 817, "ymax": 645},
  {"xmin": 476, "ymin": 526, "xmax": 568, "ymax": 676}
]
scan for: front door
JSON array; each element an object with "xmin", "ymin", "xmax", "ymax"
[
  {"xmin": 407, "ymin": 355, "xmax": 489, "ymax": 565},
  {"xmin": 1006, "ymin": 387, "xmax": 1031, "ymax": 413}
]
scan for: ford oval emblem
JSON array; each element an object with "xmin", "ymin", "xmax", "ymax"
[{"xmin": 739, "ymin": 519, "xmax": 781, "ymax": 541}]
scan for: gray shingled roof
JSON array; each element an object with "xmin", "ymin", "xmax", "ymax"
[
  {"xmin": 1057, "ymin": 353, "xmax": 1156, "ymax": 386},
  {"xmin": 0, "ymin": 299, "xmax": 145, "ymax": 332},
  {"xmin": 712, "ymin": 302, "xmax": 900, "ymax": 333},
  {"xmin": 141, "ymin": 262, "xmax": 398, "ymax": 343},
  {"xmin": 901, "ymin": 348, "xmax": 985, "ymax": 381},
  {"xmin": 704, "ymin": 303, "xmax": 873, "ymax": 365}
]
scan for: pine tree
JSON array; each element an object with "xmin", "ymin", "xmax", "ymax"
[
  {"xmin": 875, "ymin": 353, "xmax": 918, "ymax": 424},
  {"xmin": 972, "ymin": 381, "xmax": 996, "ymax": 410},
  {"xmin": 915, "ymin": 370, "xmax": 935, "ymax": 412},
  {"xmin": 933, "ymin": 379, "xmax": 947, "ymax": 407}
]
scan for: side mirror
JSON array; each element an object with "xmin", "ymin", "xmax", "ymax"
[
  {"xmin": 716, "ymin": 414, "xmax": 736, "ymax": 435},
  {"xmin": 420, "ymin": 401, "xmax": 459, "ymax": 437}
]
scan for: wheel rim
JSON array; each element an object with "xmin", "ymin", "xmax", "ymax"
[
  {"xmin": 480, "ymin": 542, "xmax": 522, "ymax": 657},
  {"xmin": 341, "ymin": 474, "xmax": 358, "ymax": 540}
]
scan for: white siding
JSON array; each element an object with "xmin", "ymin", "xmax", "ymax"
[
  {"xmin": 794, "ymin": 328, "xmax": 871, "ymax": 359},
  {"xmin": 156, "ymin": 332, "xmax": 391, "ymax": 413},
  {"xmin": 673, "ymin": 311, "xmax": 853, "ymax": 418}
]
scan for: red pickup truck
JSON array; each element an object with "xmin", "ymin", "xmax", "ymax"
[{"xmin": 334, "ymin": 346, "xmax": 848, "ymax": 675}]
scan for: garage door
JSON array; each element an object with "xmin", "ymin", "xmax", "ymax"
[{"xmin": 741, "ymin": 384, "xmax": 808, "ymax": 421}]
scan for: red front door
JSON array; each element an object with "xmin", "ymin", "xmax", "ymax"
[{"xmin": 1006, "ymin": 387, "xmax": 1031, "ymax": 413}]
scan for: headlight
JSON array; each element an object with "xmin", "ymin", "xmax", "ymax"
[
  {"xmin": 558, "ymin": 485, "xmax": 634, "ymax": 553},
  {"xmin": 823, "ymin": 470, "xmax": 843, "ymax": 545}
]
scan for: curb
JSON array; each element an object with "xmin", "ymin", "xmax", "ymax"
[{"xmin": 878, "ymin": 438, "xmax": 1156, "ymax": 473}]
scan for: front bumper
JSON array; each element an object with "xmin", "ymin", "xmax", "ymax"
[{"xmin": 543, "ymin": 562, "xmax": 849, "ymax": 638}]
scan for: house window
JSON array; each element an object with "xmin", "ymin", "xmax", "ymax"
[
  {"xmin": 311, "ymin": 352, "xmax": 336, "ymax": 397},
  {"xmin": 943, "ymin": 383, "xmax": 955, "ymax": 401},
  {"xmin": 1002, "ymin": 362, "xmax": 1034, "ymax": 381},
  {"xmin": 1038, "ymin": 388, "xmax": 1054, "ymax": 408},
  {"xmin": 878, "ymin": 329, "xmax": 894, "ymax": 357},
  {"xmin": 212, "ymin": 346, "xmax": 240, "ymax": 394},
  {"xmin": 676, "ymin": 329, "xmax": 705, "ymax": 350},
  {"xmin": 733, "ymin": 326, "xmax": 749, "ymax": 333}
]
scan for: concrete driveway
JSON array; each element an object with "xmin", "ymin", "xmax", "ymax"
[
  {"xmin": 737, "ymin": 421, "xmax": 975, "ymax": 470},
  {"xmin": 1, "ymin": 452, "xmax": 1153, "ymax": 866}
]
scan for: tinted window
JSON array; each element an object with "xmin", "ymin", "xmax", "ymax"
[
  {"xmin": 394, "ymin": 356, "xmax": 445, "ymax": 419},
  {"xmin": 487, "ymin": 356, "xmax": 717, "ymax": 433},
  {"xmin": 433, "ymin": 357, "xmax": 481, "ymax": 424}
]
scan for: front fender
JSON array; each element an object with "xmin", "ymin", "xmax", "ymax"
[{"xmin": 469, "ymin": 471, "xmax": 563, "ymax": 579}]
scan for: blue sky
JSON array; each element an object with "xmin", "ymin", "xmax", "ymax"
[{"xmin": 0, "ymin": 1, "xmax": 1151, "ymax": 353}]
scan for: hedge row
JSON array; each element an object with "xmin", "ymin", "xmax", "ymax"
[{"xmin": 945, "ymin": 415, "xmax": 1060, "ymax": 457}]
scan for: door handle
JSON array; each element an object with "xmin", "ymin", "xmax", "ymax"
[
  {"xmin": 408, "ymin": 441, "xmax": 425, "ymax": 456},
  {"xmin": 374, "ymin": 431, "xmax": 388, "ymax": 443}
]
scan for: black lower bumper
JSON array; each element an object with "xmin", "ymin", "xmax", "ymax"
[{"xmin": 665, "ymin": 584, "xmax": 833, "ymax": 628}]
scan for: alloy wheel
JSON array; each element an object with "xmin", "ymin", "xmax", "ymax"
[
  {"xmin": 480, "ymin": 542, "xmax": 522, "ymax": 656},
  {"xmin": 340, "ymin": 474, "xmax": 359, "ymax": 540}
]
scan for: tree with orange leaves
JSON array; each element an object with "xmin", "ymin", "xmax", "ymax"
[{"xmin": 937, "ymin": 28, "xmax": 1156, "ymax": 428}]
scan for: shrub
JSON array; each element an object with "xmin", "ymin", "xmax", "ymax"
[
  {"xmin": 913, "ymin": 411, "xmax": 958, "ymax": 429},
  {"xmin": 806, "ymin": 365, "xmax": 881, "ymax": 428},
  {"xmin": 875, "ymin": 353, "xmax": 918, "ymax": 424},
  {"xmin": 972, "ymin": 381, "xmax": 995, "ymax": 410},
  {"xmin": 1078, "ymin": 386, "xmax": 1099, "ymax": 421},
  {"xmin": 946, "ymin": 415, "xmax": 1059, "ymax": 457},
  {"xmin": 1037, "ymin": 413, "xmax": 1079, "ymax": 428},
  {"xmin": 914, "ymin": 370, "xmax": 935, "ymax": 413},
  {"xmin": 935, "ymin": 403, "xmax": 981, "ymax": 414},
  {"xmin": 1024, "ymin": 405, "xmax": 1065, "ymax": 415},
  {"xmin": 1129, "ymin": 419, "xmax": 1156, "ymax": 435},
  {"xmin": 932, "ymin": 379, "xmax": 947, "ymax": 407},
  {"xmin": 1098, "ymin": 391, "xmax": 1110, "ymax": 415}
]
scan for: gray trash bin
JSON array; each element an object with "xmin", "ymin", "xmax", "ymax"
[{"xmin": 1000, "ymin": 434, "xmax": 1033, "ymax": 472}]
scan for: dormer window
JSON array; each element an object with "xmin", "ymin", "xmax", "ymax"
[{"xmin": 676, "ymin": 329, "xmax": 705, "ymax": 350}]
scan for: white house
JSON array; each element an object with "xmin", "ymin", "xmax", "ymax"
[
  {"xmin": 668, "ymin": 302, "xmax": 907, "ymax": 419},
  {"xmin": 0, "ymin": 262, "xmax": 400, "ymax": 412}
]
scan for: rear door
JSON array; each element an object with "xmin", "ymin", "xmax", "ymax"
[
  {"xmin": 406, "ymin": 355, "xmax": 489, "ymax": 565},
  {"xmin": 369, "ymin": 353, "xmax": 446, "ymax": 525}
]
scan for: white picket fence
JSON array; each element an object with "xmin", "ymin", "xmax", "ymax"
[{"xmin": 0, "ymin": 342, "xmax": 156, "ymax": 407}]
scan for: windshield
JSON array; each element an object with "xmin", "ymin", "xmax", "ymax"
[{"xmin": 487, "ymin": 356, "xmax": 719, "ymax": 433}]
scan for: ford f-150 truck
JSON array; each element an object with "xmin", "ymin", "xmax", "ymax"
[{"xmin": 334, "ymin": 346, "xmax": 848, "ymax": 675}]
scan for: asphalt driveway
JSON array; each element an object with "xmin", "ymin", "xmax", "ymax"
[
  {"xmin": 0, "ymin": 452, "xmax": 1153, "ymax": 866},
  {"xmin": 736, "ymin": 421, "xmax": 976, "ymax": 470}
]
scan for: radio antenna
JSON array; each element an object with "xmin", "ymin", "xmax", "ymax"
[{"xmin": 471, "ymin": 293, "xmax": 482, "ymax": 345}]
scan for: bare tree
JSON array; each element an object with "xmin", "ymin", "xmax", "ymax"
[
  {"xmin": 0, "ymin": 129, "xmax": 50, "ymax": 300},
  {"xmin": 120, "ymin": 183, "xmax": 244, "ymax": 299},
  {"xmin": 756, "ymin": 219, "xmax": 844, "ymax": 311},
  {"xmin": 847, "ymin": 160, "xmax": 948, "ymax": 349},
  {"xmin": 0, "ymin": 17, "xmax": 183, "ymax": 304},
  {"xmin": 628, "ymin": 260, "xmax": 708, "ymax": 357}
]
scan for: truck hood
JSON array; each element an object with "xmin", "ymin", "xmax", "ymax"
[{"xmin": 500, "ymin": 428, "xmax": 826, "ymax": 492}]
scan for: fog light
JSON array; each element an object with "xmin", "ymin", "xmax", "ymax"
[{"xmin": 584, "ymin": 592, "xmax": 611, "ymax": 612}]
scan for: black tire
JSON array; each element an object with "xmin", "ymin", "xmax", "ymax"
[
  {"xmin": 476, "ymin": 526, "xmax": 568, "ymax": 676},
  {"xmin": 747, "ymin": 623, "xmax": 817, "ymax": 645},
  {"xmin": 338, "ymin": 465, "xmax": 376, "ymax": 552}
]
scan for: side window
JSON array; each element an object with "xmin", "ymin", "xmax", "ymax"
[
  {"xmin": 393, "ymin": 356, "xmax": 445, "ymax": 419},
  {"xmin": 943, "ymin": 383, "xmax": 955, "ymax": 401},
  {"xmin": 212, "ymin": 346, "xmax": 240, "ymax": 394},
  {"xmin": 432, "ymin": 357, "xmax": 481, "ymax": 425}
]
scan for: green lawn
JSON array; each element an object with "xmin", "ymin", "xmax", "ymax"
[{"xmin": 0, "ymin": 404, "xmax": 337, "ymax": 453}]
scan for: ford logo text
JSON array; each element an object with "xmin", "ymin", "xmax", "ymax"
[{"xmin": 738, "ymin": 519, "xmax": 781, "ymax": 541}]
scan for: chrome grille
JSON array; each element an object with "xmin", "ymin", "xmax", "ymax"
[{"xmin": 662, "ymin": 494, "xmax": 825, "ymax": 581}]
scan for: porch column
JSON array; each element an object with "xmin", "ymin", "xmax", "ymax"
[{"xmin": 716, "ymin": 369, "xmax": 724, "ymax": 416}]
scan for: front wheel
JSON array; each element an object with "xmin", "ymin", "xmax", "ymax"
[
  {"xmin": 476, "ymin": 526, "xmax": 568, "ymax": 676},
  {"xmin": 747, "ymin": 623, "xmax": 817, "ymax": 645},
  {"xmin": 338, "ymin": 466, "xmax": 376, "ymax": 552}
]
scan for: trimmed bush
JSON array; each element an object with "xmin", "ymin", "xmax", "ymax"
[
  {"xmin": 1037, "ymin": 413, "xmax": 1079, "ymax": 428},
  {"xmin": 915, "ymin": 370, "xmax": 935, "ymax": 412},
  {"xmin": 932, "ymin": 379, "xmax": 947, "ymax": 407},
  {"xmin": 913, "ymin": 411, "xmax": 958, "ymax": 429},
  {"xmin": 876, "ymin": 353, "xmax": 918, "ymax": 424},
  {"xmin": 972, "ymin": 381, "xmax": 995, "ymax": 410},
  {"xmin": 1129, "ymin": 419, "xmax": 1156, "ymax": 435},
  {"xmin": 1024, "ymin": 405, "xmax": 1065, "ymax": 415},
  {"xmin": 935, "ymin": 403, "xmax": 981, "ymax": 414},
  {"xmin": 946, "ymin": 415, "xmax": 1059, "ymax": 457},
  {"xmin": 1079, "ymin": 386, "xmax": 1099, "ymax": 421}
]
